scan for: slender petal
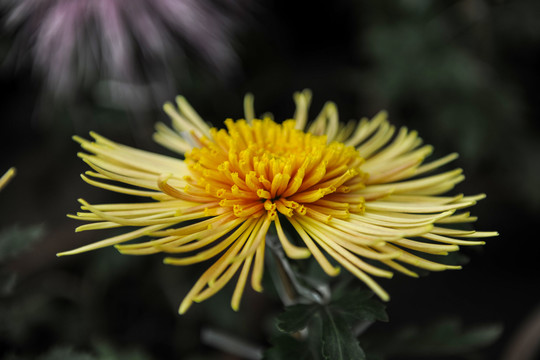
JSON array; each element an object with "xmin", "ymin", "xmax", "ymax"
[{"xmin": 0, "ymin": 167, "xmax": 16, "ymax": 191}]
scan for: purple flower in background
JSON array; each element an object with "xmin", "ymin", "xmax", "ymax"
[{"xmin": 2, "ymin": 0, "xmax": 246, "ymax": 108}]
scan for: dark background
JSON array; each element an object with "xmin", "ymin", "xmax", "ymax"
[{"xmin": 1, "ymin": 0, "xmax": 539, "ymax": 359}]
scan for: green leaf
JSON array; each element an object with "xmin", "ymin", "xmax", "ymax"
[
  {"xmin": 276, "ymin": 303, "xmax": 320, "ymax": 333},
  {"xmin": 331, "ymin": 288, "xmax": 388, "ymax": 323},
  {"xmin": 37, "ymin": 347, "xmax": 95, "ymax": 360},
  {"xmin": 264, "ymin": 334, "xmax": 312, "ymax": 360},
  {"xmin": 94, "ymin": 341, "xmax": 152, "ymax": 360},
  {"xmin": 273, "ymin": 286, "xmax": 386, "ymax": 359},
  {"xmin": 0, "ymin": 270, "xmax": 17, "ymax": 296},
  {"xmin": 402, "ymin": 319, "xmax": 503, "ymax": 356},
  {"xmin": 321, "ymin": 308, "xmax": 366, "ymax": 360},
  {"xmin": 3, "ymin": 354, "xmax": 27, "ymax": 360},
  {"xmin": 0, "ymin": 224, "xmax": 44, "ymax": 262},
  {"xmin": 363, "ymin": 318, "xmax": 503, "ymax": 357}
]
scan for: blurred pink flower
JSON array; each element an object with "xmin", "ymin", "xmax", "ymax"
[{"xmin": 2, "ymin": 0, "xmax": 246, "ymax": 107}]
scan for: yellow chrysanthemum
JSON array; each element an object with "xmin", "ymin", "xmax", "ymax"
[
  {"xmin": 0, "ymin": 167, "xmax": 16, "ymax": 191},
  {"xmin": 58, "ymin": 90, "xmax": 497, "ymax": 313}
]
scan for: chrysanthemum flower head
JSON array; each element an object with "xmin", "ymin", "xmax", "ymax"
[
  {"xmin": 58, "ymin": 90, "xmax": 497, "ymax": 313},
  {"xmin": 1, "ymin": 0, "xmax": 244, "ymax": 106}
]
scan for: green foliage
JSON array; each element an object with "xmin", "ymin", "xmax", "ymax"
[
  {"xmin": 37, "ymin": 347, "xmax": 95, "ymax": 360},
  {"xmin": 0, "ymin": 223, "xmax": 47, "ymax": 346},
  {"xmin": 320, "ymin": 308, "xmax": 366, "ymax": 360},
  {"xmin": 268, "ymin": 287, "xmax": 388, "ymax": 360},
  {"xmin": 330, "ymin": 288, "xmax": 389, "ymax": 324},
  {"xmin": 0, "ymin": 224, "xmax": 44, "ymax": 263},
  {"xmin": 92, "ymin": 341, "xmax": 152, "ymax": 360},
  {"xmin": 276, "ymin": 303, "xmax": 319, "ymax": 333},
  {"xmin": 362, "ymin": 318, "xmax": 503, "ymax": 359},
  {"xmin": 268, "ymin": 284, "xmax": 501, "ymax": 360},
  {"xmin": 4, "ymin": 347, "xmax": 94, "ymax": 360},
  {"xmin": 0, "ymin": 270, "xmax": 17, "ymax": 296},
  {"xmin": 264, "ymin": 334, "xmax": 312, "ymax": 360},
  {"xmin": 5, "ymin": 344, "xmax": 151, "ymax": 360}
]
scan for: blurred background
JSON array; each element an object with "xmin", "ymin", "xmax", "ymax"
[{"xmin": 1, "ymin": 0, "xmax": 539, "ymax": 359}]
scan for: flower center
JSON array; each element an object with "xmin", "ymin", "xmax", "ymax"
[{"xmin": 185, "ymin": 118, "xmax": 366, "ymax": 220}]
